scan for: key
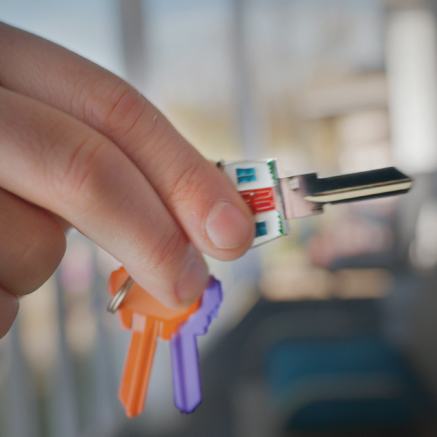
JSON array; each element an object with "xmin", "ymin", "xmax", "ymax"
[
  {"xmin": 118, "ymin": 315, "xmax": 159, "ymax": 417},
  {"xmin": 219, "ymin": 160, "xmax": 413, "ymax": 246},
  {"xmin": 170, "ymin": 277, "xmax": 223, "ymax": 413},
  {"xmin": 107, "ymin": 160, "xmax": 413, "ymax": 312},
  {"xmin": 105, "ymin": 158, "xmax": 413, "ymax": 417},
  {"xmin": 108, "ymin": 267, "xmax": 200, "ymax": 418}
]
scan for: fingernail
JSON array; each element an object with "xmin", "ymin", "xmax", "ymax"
[
  {"xmin": 206, "ymin": 201, "xmax": 252, "ymax": 249},
  {"xmin": 176, "ymin": 252, "xmax": 209, "ymax": 304}
]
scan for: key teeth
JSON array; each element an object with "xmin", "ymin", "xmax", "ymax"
[
  {"xmin": 170, "ymin": 277, "xmax": 223, "ymax": 414},
  {"xmin": 193, "ymin": 278, "xmax": 223, "ymax": 335}
]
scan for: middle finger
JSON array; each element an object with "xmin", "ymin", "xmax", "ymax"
[{"xmin": 0, "ymin": 86, "xmax": 209, "ymax": 307}]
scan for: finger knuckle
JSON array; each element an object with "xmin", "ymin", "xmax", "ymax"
[
  {"xmin": 167, "ymin": 152, "xmax": 204, "ymax": 205},
  {"xmin": 96, "ymin": 81, "xmax": 144, "ymax": 134},
  {"xmin": 148, "ymin": 226, "xmax": 187, "ymax": 272},
  {"xmin": 81, "ymin": 78, "xmax": 164, "ymax": 149},
  {"xmin": 50, "ymin": 135, "xmax": 106, "ymax": 208}
]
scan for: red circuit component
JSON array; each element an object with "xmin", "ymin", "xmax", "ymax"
[{"xmin": 240, "ymin": 187, "xmax": 276, "ymax": 214}]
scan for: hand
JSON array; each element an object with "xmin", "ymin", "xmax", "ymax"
[{"xmin": 0, "ymin": 23, "xmax": 254, "ymax": 339}]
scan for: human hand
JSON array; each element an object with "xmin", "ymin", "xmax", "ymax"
[{"xmin": 0, "ymin": 23, "xmax": 254, "ymax": 339}]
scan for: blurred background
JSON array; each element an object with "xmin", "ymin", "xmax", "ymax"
[{"xmin": 1, "ymin": 0, "xmax": 437, "ymax": 435}]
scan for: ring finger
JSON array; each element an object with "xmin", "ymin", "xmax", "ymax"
[{"xmin": 0, "ymin": 187, "xmax": 66, "ymax": 295}]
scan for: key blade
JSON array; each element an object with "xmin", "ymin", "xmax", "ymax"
[
  {"xmin": 281, "ymin": 167, "xmax": 413, "ymax": 219},
  {"xmin": 304, "ymin": 167, "xmax": 413, "ymax": 204},
  {"xmin": 170, "ymin": 277, "xmax": 223, "ymax": 414},
  {"xmin": 119, "ymin": 316, "xmax": 160, "ymax": 418}
]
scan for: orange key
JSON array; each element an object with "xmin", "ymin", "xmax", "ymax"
[{"xmin": 108, "ymin": 267, "xmax": 200, "ymax": 418}]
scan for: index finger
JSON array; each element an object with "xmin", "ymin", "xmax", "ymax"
[{"xmin": 0, "ymin": 23, "xmax": 255, "ymax": 260}]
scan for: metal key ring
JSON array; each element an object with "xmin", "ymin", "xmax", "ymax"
[{"xmin": 107, "ymin": 276, "xmax": 135, "ymax": 313}]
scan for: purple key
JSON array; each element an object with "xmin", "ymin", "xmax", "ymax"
[{"xmin": 170, "ymin": 277, "xmax": 223, "ymax": 413}]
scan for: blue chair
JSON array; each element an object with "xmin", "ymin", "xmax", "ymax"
[{"xmin": 265, "ymin": 335, "xmax": 432, "ymax": 435}]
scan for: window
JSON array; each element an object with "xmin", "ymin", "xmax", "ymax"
[
  {"xmin": 236, "ymin": 167, "xmax": 256, "ymax": 184},
  {"xmin": 255, "ymin": 221, "xmax": 268, "ymax": 237}
]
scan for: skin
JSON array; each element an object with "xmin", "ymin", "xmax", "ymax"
[{"xmin": 0, "ymin": 22, "xmax": 254, "ymax": 339}]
